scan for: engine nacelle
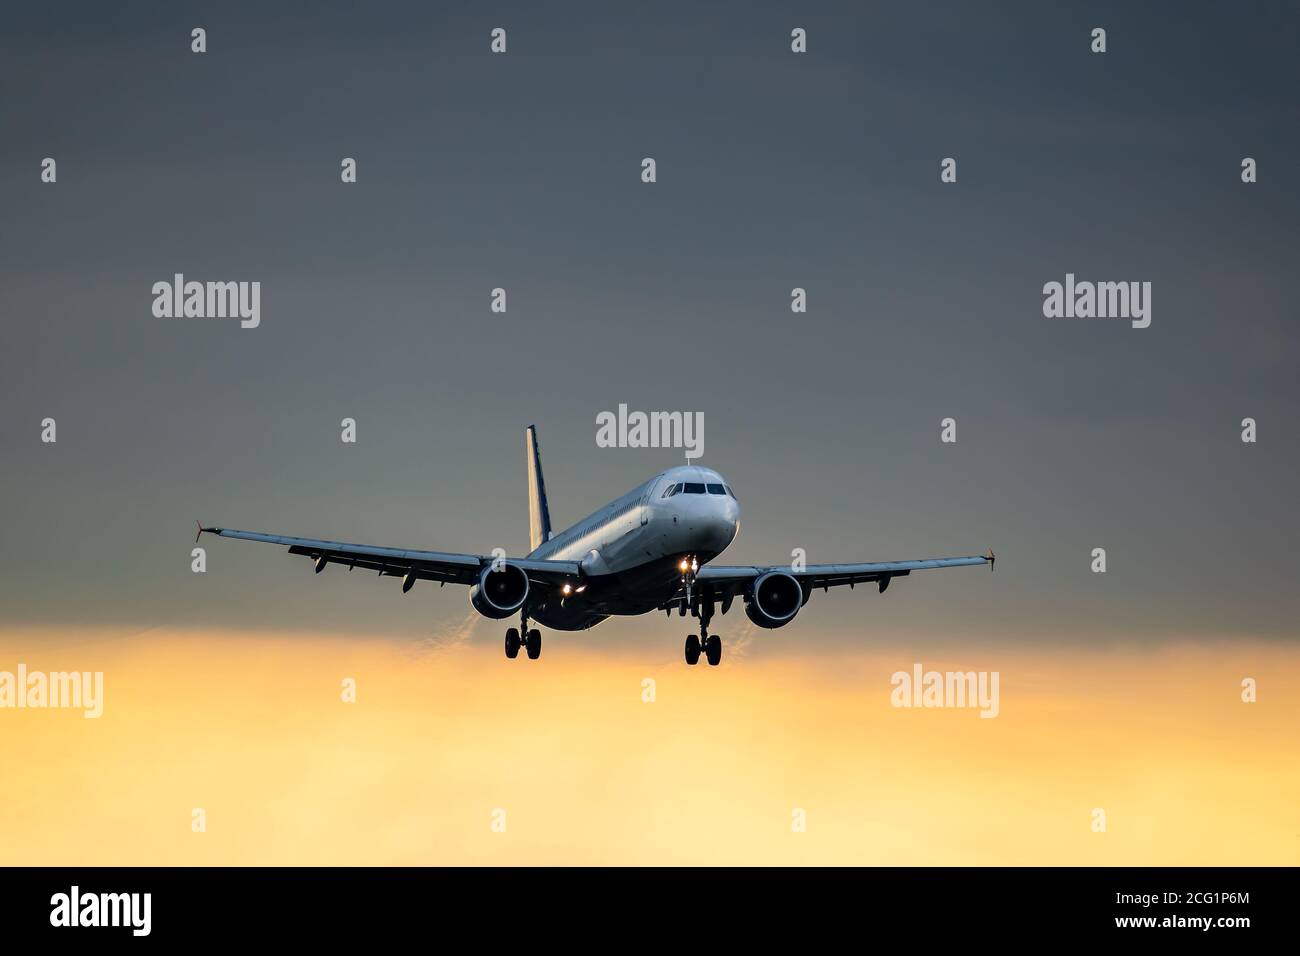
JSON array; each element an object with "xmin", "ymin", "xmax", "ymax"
[
  {"xmin": 468, "ymin": 562, "xmax": 530, "ymax": 619},
  {"xmin": 744, "ymin": 571, "xmax": 803, "ymax": 629}
]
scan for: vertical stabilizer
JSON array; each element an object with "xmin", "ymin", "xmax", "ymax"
[{"xmin": 525, "ymin": 425, "xmax": 552, "ymax": 551}]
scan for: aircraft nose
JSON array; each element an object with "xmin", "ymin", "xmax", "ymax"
[
  {"xmin": 722, "ymin": 496, "xmax": 739, "ymax": 529},
  {"xmin": 711, "ymin": 497, "xmax": 740, "ymax": 550},
  {"xmin": 665, "ymin": 489, "xmax": 739, "ymax": 554}
]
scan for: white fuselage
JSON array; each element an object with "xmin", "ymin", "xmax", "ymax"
[
  {"xmin": 528, "ymin": 465, "xmax": 739, "ymax": 569},
  {"xmin": 524, "ymin": 465, "xmax": 740, "ymax": 627}
]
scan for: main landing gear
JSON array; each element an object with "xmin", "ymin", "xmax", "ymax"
[
  {"xmin": 505, "ymin": 609, "xmax": 541, "ymax": 660},
  {"xmin": 684, "ymin": 632, "xmax": 721, "ymax": 666},
  {"xmin": 683, "ymin": 576, "xmax": 722, "ymax": 667}
]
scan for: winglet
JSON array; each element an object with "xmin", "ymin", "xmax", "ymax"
[
  {"xmin": 985, "ymin": 548, "xmax": 996, "ymax": 571},
  {"xmin": 195, "ymin": 520, "xmax": 203, "ymax": 544}
]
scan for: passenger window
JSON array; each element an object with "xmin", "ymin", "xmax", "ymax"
[
  {"xmin": 684, "ymin": 483, "xmax": 706, "ymax": 494},
  {"xmin": 706, "ymin": 483, "xmax": 725, "ymax": 495}
]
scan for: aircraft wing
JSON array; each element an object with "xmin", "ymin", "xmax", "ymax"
[
  {"xmin": 694, "ymin": 551, "xmax": 994, "ymax": 599},
  {"xmin": 197, "ymin": 525, "xmax": 581, "ymax": 587}
]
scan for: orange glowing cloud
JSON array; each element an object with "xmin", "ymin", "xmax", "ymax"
[{"xmin": 0, "ymin": 627, "xmax": 1295, "ymax": 865}]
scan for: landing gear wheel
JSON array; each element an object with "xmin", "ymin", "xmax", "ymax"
[
  {"xmin": 684, "ymin": 634, "xmax": 701, "ymax": 665},
  {"xmin": 526, "ymin": 628, "xmax": 542, "ymax": 660},
  {"xmin": 705, "ymin": 634, "xmax": 722, "ymax": 666},
  {"xmin": 504, "ymin": 627, "xmax": 521, "ymax": 659}
]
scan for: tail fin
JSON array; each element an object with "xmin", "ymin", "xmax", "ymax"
[{"xmin": 525, "ymin": 425, "xmax": 552, "ymax": 551}]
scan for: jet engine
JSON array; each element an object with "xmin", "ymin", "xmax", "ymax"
[
  {"xmin": 469, "ymin": 562, "xmax": 530, "ymax": 619},
  {"xmin": 744, "ymin": 570, "xmax": 804, "ymax": 629}
]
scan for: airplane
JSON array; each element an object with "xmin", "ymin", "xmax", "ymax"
[{"xmin": 198, "ymin": 425, "xmax": 994, "ymax": 666}]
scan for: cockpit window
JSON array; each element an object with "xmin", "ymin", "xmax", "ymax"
[
  {"xmin": 661, "ymin": 482, "xmax": 680, "ymax": 497},
  {"xmin": 683, "ymin": 482, "xmax": 706, "ymax": 494},
  {"xmin": 706, "ymin": 483, "xmax": 726, "ymax": 495},
  {"xmin": 726, "ymin": 486, "xmax": 737, "ymax": 500}
]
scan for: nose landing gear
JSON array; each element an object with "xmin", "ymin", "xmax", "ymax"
[{"xmin": 677, "ymin": 555, "xmax": 699, "ymax": 607}]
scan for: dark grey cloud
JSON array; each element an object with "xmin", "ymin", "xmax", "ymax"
[{"xmin": 2, "ymin": 1, "xmax": 1297, "ymax": 643}]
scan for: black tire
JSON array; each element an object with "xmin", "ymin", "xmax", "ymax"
[
  {"xmin": 705, "ymin": 634, "xmax": 722, "ymax": 666},
  {"xmin": 526, "ymin": 628, "xmax": 542, "ymax": 660},
  {"xmin": 504, "ymin": 627, "xmax": 521, "ymax": 659},
  {"xmin": 684, "ymin": 634, "xmax": 701, "ymax": 665}
]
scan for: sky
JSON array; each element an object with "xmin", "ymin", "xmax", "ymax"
[
  {"xmin": 3, "ymin": 629, "xmax": 1297, "ymax": 866},
  {"xmin": 0, "ymin": 1, "xmax": 1297, "ymax": 865}
]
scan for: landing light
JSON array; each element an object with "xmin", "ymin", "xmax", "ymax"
[
  {"xmin": 678, "ymin": 558, "xmax": 689, "ymax": 572},
  {"xmin": 562, "ymin": 583, "xmax": 572, "ymax": 596}
]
